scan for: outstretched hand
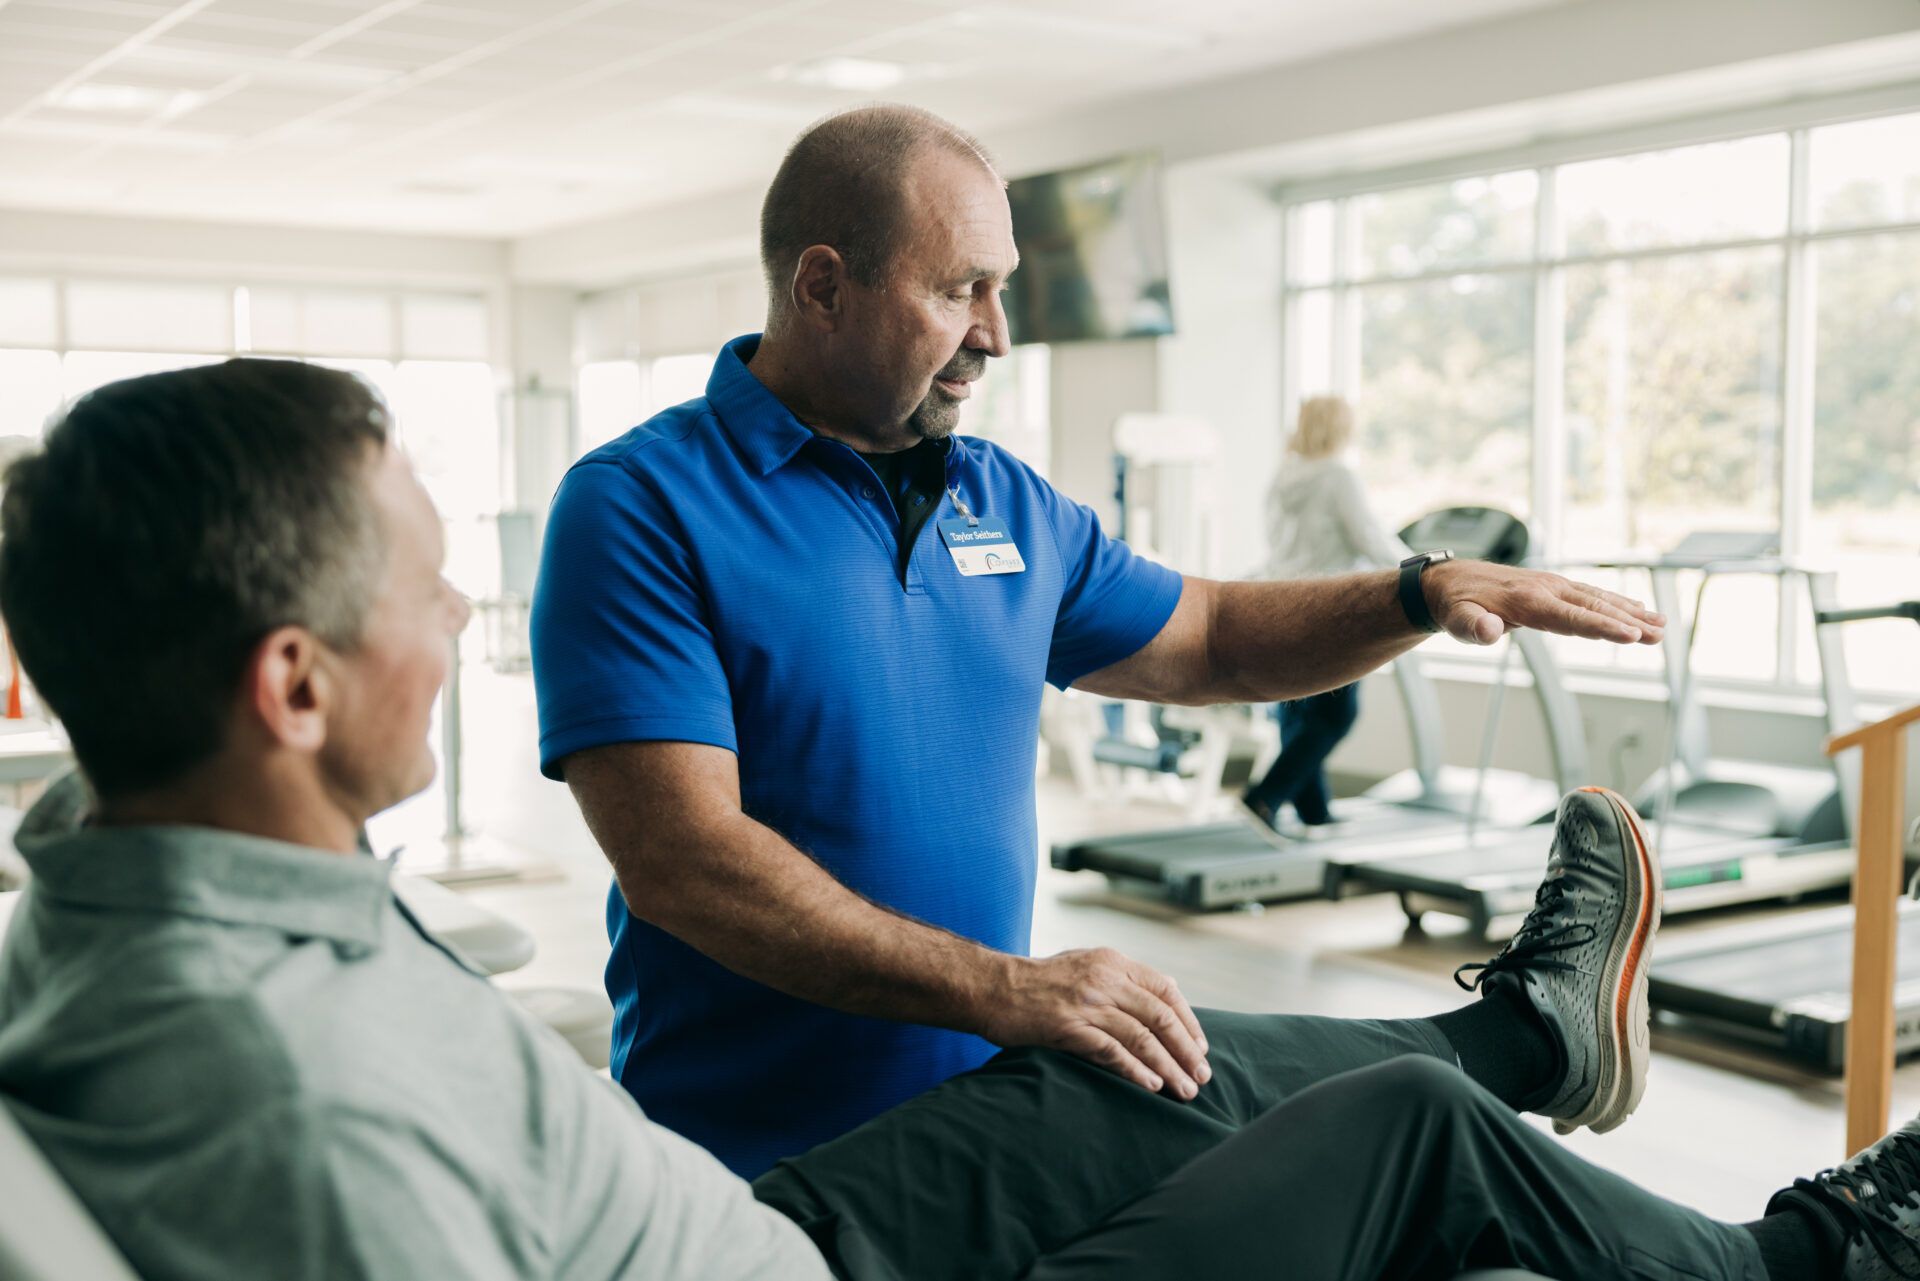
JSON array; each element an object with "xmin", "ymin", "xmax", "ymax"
[
  {"xmin": 980, "ymin": 947, "xmax": 1212, "ymax": 1100},
  {"xmin": 1424, "ymin": 560, "xmax": 1665, "ymax": 647}
]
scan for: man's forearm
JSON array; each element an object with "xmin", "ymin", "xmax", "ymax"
[
  {"xmin": 1201, "ymin": 572, "xmax": 1423, "ymax": 703},
  {"xmin": 1082, "ymin": 572, "xmax": 1422, "ymax": 707},
  {"xmin": 1080, "ymin": 557, "xmax": 1662, "ymax": 708},
  {"xmin": 608, "ymin": 813, "xmax": 1012, "ymax": 1033}
]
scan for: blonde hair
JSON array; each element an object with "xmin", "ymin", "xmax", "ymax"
[{"xmin": 1287, "ymin": 395, "xmax": 1355, "ymax": 460}]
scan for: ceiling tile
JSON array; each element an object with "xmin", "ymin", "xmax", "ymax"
[{"xmin": 0, "ymin": 0, "xmax": 1581, "ymax": 237}]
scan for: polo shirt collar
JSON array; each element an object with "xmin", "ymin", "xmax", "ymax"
[
  {"xmin": 709, "ymin": 333, "xmax": 968, "ymax": 486},
  {"xmin": 707, "ymin": 333, "xmax": 814, "ymax": 477},
  {"xmin": 14, "ymin": 772, "xmax": 391, "ymax": 956}
]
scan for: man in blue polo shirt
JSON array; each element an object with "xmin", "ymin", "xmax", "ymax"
[{"xmin": 530, "ymin": 104, "xmax": 1665, "ymax": 1179}]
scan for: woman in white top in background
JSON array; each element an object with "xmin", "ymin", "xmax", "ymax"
[{"xmin": 1241, "ymin": 395, "xmax": 1411, "ymax": 839}]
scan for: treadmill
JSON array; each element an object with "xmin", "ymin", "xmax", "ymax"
[
  {"xmin": 1650, "ymin": 598, "xmax": 1920, "ymax": 1071},
  {"xmin": 1050, "ymin": 507, "xmax": 1584, "ymax": 909},
  {"xmin": 1342, "ymin": 534, "xmax": 1860, "ymax": 937}
]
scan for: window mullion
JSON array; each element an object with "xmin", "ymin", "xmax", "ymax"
[
  {"xmin": 1279, "ymin": 208, "xmax": 1298, "ymax": 425},
  {"xmin": 1331, "ymin": 198, "xmax": 1360, "ymax": 399},
  {"xmin": 1778, "ymin": 128, "xmax": 1817, "ymax": 685},
  {"xmin": 1533, "ymin": 167, "xmax": 1564, "ymax": 560}
]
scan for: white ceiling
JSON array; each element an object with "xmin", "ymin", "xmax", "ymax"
[{"xmin": 0, "ymin": 0, "xmax": 1573, "ymax": 238}]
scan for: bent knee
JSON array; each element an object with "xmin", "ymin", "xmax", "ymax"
[{"xmin": 1359, "ymin": 1054, "xmax": 1483, "ymax": 1112}]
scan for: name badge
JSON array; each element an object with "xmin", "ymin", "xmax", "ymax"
[{"xmin": 938, "ymin": 516, "xmax": 1025, "ymax": 576}]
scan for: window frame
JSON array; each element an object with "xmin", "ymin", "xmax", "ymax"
[{"xmin": 1276, "ymin": 93, "xmax": 1920, "ymax": 702}]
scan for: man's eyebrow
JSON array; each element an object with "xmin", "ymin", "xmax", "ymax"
[{"xmin": 943, "ymin": 260, "xmax": 1019, "ymax": 288}]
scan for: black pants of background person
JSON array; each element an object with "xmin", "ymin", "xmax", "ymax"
[
  {"xmin": 1248, "ymin": 683, "xmax": 1361, "ymax": 826},
  {"xmin": 752, "ymin": 1010, "xmax": 1766, "ymax": 1281}
]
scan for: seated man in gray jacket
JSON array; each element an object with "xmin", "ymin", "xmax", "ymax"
[{"xmin": 0, "ymin": 359, "xmax": 1904, "ymax": 1281}]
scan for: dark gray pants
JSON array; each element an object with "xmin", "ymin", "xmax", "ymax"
[{"xmin": 752, "ymin": 1010, "xmax": 1767, "ymax": 1281}]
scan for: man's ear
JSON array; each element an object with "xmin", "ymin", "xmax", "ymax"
[
  {"xmin": 244, "ymin": 626, "xmax": 329, "ymax": 753},
  {"xmin": 789, "ymin": 245, "xmax": 849, "ymax": 331}
]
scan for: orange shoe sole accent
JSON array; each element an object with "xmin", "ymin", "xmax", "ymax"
[{"xmin": 1578, "ymin": 786, "xmax": 1656, "ymax": 1072}]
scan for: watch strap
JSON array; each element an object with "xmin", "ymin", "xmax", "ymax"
[{"xmin": 1398, "ymin": 555, "xmax": 1443, "ymax": 634}]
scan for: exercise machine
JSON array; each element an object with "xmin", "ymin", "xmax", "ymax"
[
  {"xmin": 1339, "ymin": 535, "xmax": 1862, "ymax": 936},
  {"xmin": 1051, "ymin": 507, "xmax": 1587, "ymax": 908},
  {"xmin": 1649, "ymin": 598, "xmax": 1920, "ymax": 1071}
]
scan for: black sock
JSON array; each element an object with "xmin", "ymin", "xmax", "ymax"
[
  {"xmin": 1425, "ymin": 983, "xmax": 1558, "ymax": 1108},
  {"xmin": 1741, "ymin": 1205, "xmax": 1833, "ymax": 1281}
]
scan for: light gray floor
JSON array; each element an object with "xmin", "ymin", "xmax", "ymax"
[{"xmin": 388, "ymin": 664, "xmax": 1920, "ymax": 1225}]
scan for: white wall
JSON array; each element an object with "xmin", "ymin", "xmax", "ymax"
[
  {"xmin": 0, "ymin": 208, "xmax": 506, "ymax": 287},
  {"xmin": 1047, "ymin": 340, "xmax": 1158, "ymax": 525},
  {"xmin": 1156, "ymin": 166, "xmax": 1286, "ymax": 579},
  {"xmin": 990, "ymin": 0, "xmax": 1920, "ymax": 180}
]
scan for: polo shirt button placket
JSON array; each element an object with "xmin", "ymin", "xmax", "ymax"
[{"xmin": 862, "ymin": 485, "xmax": 877, "ymax": 500}]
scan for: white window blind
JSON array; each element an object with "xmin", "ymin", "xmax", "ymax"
[
  {"xmin": 400, "ymin": 293, "xmax": 488, "ymax": 361},
  {"xmin": 65, "ymin": 281, "xmax": 232, "ymax": 353},
  {"xmin": 250, "ymin": 287, "xmax": 394, "ymax": 359}
]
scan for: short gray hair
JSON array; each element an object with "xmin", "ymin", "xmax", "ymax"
[
  {"xmin": 759, "ymin": 103, "xmax": 998, "ymax": 303},
  {"xmin": 0, "ymin": 360, "xmax": 388, "ymax": 797}
]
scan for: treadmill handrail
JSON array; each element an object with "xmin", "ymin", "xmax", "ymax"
[
  {"xmin": 1815, "ymin": 602, "xmax": 1920, "ymax": 627},
  {"xmin": 1581, "ymin": 557, "xmax": 1791, "ymax": 575}
]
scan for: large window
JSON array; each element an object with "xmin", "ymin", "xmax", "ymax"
[
  {"xmin": 1282, "ymin": 105, "xmax": 1920, "ymax": 696},
  {"xmin": 0, "ymin": 278, "xmax": 501, "ymax": 595}
]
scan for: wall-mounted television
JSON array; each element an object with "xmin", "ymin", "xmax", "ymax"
[{"xmin": 1004, "ymin": 152, "xmax": 1174, "ymax": 345}]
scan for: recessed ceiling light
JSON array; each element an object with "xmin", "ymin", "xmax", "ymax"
[
  {"xmin": 50, "ymin": 83, "xmax": 202, "ymax": 115},
  {"xmin": 772, "ymin": 57, "xmax": 909, "ymax": 93}
]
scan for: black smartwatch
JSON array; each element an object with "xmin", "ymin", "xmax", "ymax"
[{"xmin": 1398, "ymin": 550, "xmax": 1454, "ymax": 634}]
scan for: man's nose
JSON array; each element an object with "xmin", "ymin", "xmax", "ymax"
[{"xmin": 972, "ymin": 291, "xmax": 1012, "ymax": 358}]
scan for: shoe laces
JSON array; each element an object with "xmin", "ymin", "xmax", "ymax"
[
  {"xmin": 1453, "ymin": 874, "xmax": 1597, "ymax": 993},
  {"xmin": 1798, "ymin": 1137, "xmax": 1920, "ymax": 1278}
]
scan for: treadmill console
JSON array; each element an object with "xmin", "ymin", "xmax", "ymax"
[
  {"xmin": 1656, "ymin": 529, "xmax": 1780, "ymax": 569},
  {"xmin": 1397, "ymin": 507, "xmax": 1530, "ymax": 567}
]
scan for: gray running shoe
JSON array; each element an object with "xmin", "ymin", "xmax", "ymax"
[
  {"xmin": 1454, "ymin": 787, "xmax": 1661, "ymax": 1135},
  {"xmin": 1769, "ymin": 1118, "xmax": 1920, "ymax": 1278}
]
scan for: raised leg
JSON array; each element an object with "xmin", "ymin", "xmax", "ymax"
[{"xmin": 1024, "ymin": 1056, "xmax": 1766, "ymax": 1281}]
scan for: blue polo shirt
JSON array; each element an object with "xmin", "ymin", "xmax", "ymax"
[{"xmin": 531, "ymin": 335, "xmax": 1182, "ymax": 1178}]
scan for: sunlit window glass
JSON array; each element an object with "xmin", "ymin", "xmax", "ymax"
[
  {"xmin": 1799, "ymin": 231, "xmax": 1920, "ymax": 691},
  {"xmin": 645, "ymin": 352, "xmax": 714, "ymax": 415},
  {"xmin": 1291, "ymin": 200, "xmax": 1336, "ymax": 285},
  {"xmin": 1810, "ymin": 112, "xmax": 1920, "ymax": 231},
  {"xmin": 958, "ymin": 343, "xmax": 1050, "ymax": 476},
  {"xmin": 62, "ymin": 351, "xmax": 222, "ymax": 403},
  {"xmin": 1355, "ymin": 172, "xmax": 1536, "ymax": 277},
  {"xmin": 1294, "ymin": 289, "xmax": 1334, "ymax": 396},
  {"xmin": 1559, "ymin": 135, "xmax": 1789, "ymax": 255},
  {"xmin": 1562, "ymin": 248, "xmax": 1783, "ymax": 678},
  {"xmin": 577, "ymin": 360, "xmax": 643, "ymax": 455},
  {"xmin": 385, "ymin": 360, "xmax": 501, "ymax": 597},
  {"xmin": 0, "ymin": 350, "xmax": 62, "ymax": 438},
  {"xmin": 1355, "ymin": 272, "xmax": 1532, "ymax": 527}
]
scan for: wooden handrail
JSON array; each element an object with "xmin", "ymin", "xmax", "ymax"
[{"xmin": 1828, "ymin": 702, "xmax": 1920, "ymax": 755}]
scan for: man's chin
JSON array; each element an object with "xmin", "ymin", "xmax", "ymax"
[{"xmin": 907, "ymin": 398, "xmax": 961, "ymax": 441}]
